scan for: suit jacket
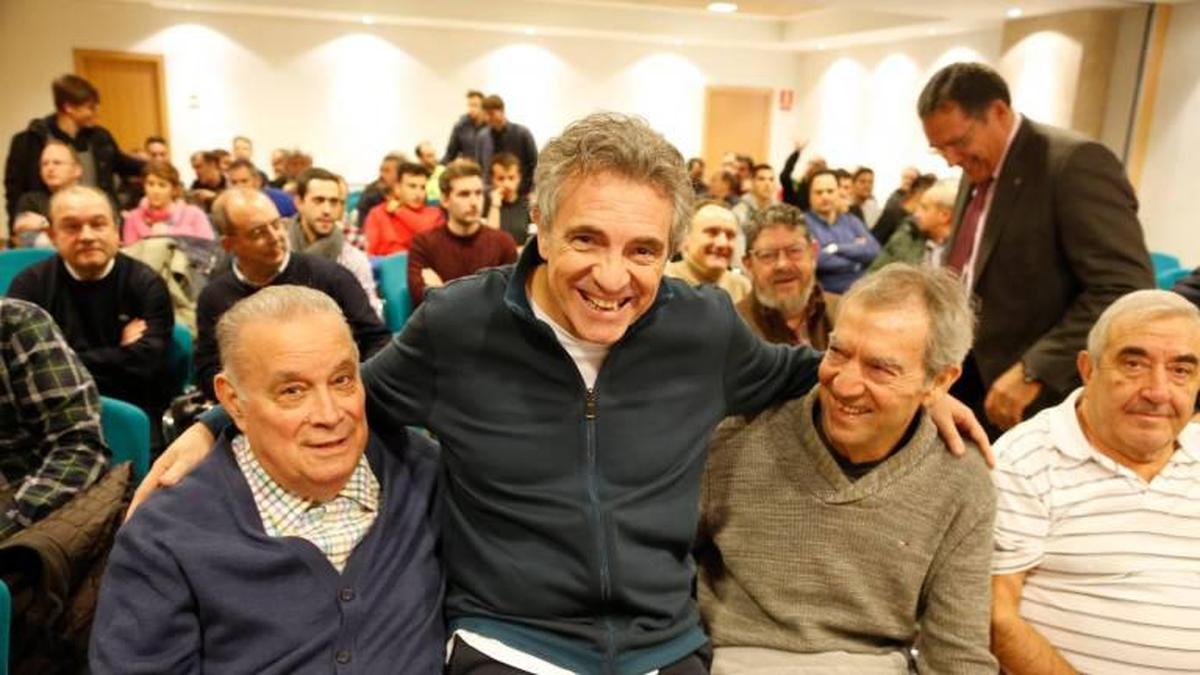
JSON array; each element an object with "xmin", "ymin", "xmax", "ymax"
[{"xmin": 949, "ymin": 117, "xmax": 1153, "ymax": 401}]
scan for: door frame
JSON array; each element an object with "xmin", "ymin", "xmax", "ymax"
[
  {"xmin": 73, "ymin": 48, "xmax": 171, "ymax": 147},
  {"xmin": 702, "ymin": 85, "xmax": 773, "ymax": 169}
]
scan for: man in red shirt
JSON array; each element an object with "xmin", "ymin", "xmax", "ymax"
[
  {"xmin": 407, "ymin": 160, "xmax": 517, "ymax": 306},
  {"xmin": 363, "ymin": 161, "xmax": 444, "ymax": 256}
]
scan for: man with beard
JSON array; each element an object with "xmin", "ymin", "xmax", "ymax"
[
  {"xmin": 285, "ymin": 167, "xmax": 382, "ymax": 317},
  {"xmin": 737, "ymin": 203, "xmax": 831, "ymax": 349},
  {"xmin": 407, "ymin": 160, "xmax": 517, "ymax": 306},
  {"xmin": 665, "ymin": 201, "xmax": 751, "ymax": 303}
]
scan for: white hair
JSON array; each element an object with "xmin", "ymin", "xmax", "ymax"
[{"xmin": 1087, "ymin": 289, "xmax": 1200, "ymax": 359}]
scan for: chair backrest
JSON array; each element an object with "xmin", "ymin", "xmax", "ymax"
[
  {"xmin": 99, "ymin": 397, "xmax": 150, "ymax": 481},
  {"xmin": 167, "ymin": 323, "xmax": 195, "ymax": 395},
  {"xmin": 346, "ymin": 189, "xmax": 363, "ymax": 215},
  {"xmin": 376, "ymin": 252, "xmax": 412, "ymax": 332},
  {"xmin": 0, "ymin": 248, "xmax": 55, "ymax": 296},
  {"xmin": 1150, "ymin": 251, "xmax": 1181, "ymax": 275},
  {"xmin": 0, "ymin": 577, "xmax": 9, "ymax": 675}
]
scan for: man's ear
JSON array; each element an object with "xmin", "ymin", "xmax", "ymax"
[
  {"xmin": 214, "ymin": 372, "xmax": 245, "ymax": 423},
  {"xmin": 923, "ymin": 364, "xmax": 963, "ymax": 407},
  {"xmin": 1077, "ymin": 349, "xmax": 1093, "ymax": 385}
]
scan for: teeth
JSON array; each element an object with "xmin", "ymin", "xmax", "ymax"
[
  {"xmin": 586, "ymin": 295, "xmax": 620, "ymax": 311},
  {"xmin": 838, "ymin": 403, "xmax": 869, "ymax": 415}
]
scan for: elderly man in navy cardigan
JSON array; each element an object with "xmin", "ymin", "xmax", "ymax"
[{"xmin": 90, "ymin": 286, "xmax": 444, "ymax": 674}]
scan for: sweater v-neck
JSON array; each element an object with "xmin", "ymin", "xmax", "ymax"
[{"xmin": 781, "ymin": 390, "xmax": 938, "ymax": 504}]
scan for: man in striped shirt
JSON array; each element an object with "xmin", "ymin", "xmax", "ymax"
[{"xmin": 990, "ymin": 289, "xmax": 1200, "ymax": 674}]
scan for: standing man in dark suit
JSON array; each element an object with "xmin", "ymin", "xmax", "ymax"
[{"xmin": 919, "ymin": 62, "xmax": 1153, "ymax": 435}]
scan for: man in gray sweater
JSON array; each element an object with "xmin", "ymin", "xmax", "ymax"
[{"xmin": 698, "ymin": 264, "xmax": 997, "ymax": 674}]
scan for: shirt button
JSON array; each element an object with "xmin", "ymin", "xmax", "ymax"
[
  {"xmin": 335, "ymin": 650, "xmax": 352, "ymax": 664},
  {"xmin": 339, "ymin": 588, "xmax": 355, "ymax": 602}
]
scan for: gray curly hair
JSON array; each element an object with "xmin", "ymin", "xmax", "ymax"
[{"xmin": 533, "ymin": 112, "xmax": 693, "ymax": 254}]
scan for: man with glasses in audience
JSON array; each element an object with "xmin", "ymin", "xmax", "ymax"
[
  {"xmin": 919, "ymin": 61, "xmax": 1154, "ymax": 436},
  {"xmin": 665, "ymin": 201, "xmax": 751, "ymax": 303},
  {"xmin": 140, "ymin": 113, "xmax": 988, "ymax": 675},
  {"xmin": 699, "ymin": 265, "xmax": 996, "ymax": 674},
  {"xmin": 9, "ymin": 185, "xmax": 174, "ymax": 422},
  {"xmin": 737, "ymin": 203, "xmax": 831, "ymax": 350},
  {"xmin": 990, "ymin": 289, "xmax": 1200, "ymax": 674},
  {"xmin": 194, "ymin": 188, "xmax": 389, "ymax": 400}
]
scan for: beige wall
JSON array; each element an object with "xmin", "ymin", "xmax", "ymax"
[{"xmin": 999, "ymin": 8, "xmax": 1133, "ymax": 144}]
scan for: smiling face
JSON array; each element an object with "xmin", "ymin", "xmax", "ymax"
[
  {"xmin": 818, "ymin": 297, "xmax": 955, "ymax": 461},
  {"xmin": 683, "ymin": 205, "xmax": 738, "ymax": 276},
  {"xmin": 222, "ymin": 193, "xmax": 287, "ymax": 280},
  {"xmin": 532, "ymin": 172, "xmax": 671, "ymax": 345},
  {"xmin": 216, "ymin": 312, "xmax": 367, "ymax": 502},
  {"xmin": 922, "ymin": 101, "xmax": 1013, "ymax": 184},
  {"xmin": 1078, "ymin": 314, "xmax": 1200, "ymax": 470},
  {"xmin": 745, "ymin": 224, "xmax": 817, "ymax": 317}
]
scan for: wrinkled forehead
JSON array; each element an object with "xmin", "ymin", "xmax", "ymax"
[{"xmin": 1105, "ymin": 314, "xmax": 1200, "ymax": 360}]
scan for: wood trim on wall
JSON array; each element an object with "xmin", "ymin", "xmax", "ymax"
[{"xmin": 1127, "ymin": 4, "xmax": 1171, "ymax": 190}]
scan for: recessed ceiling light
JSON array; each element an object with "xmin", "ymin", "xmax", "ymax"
[
  {"xmin": 816, "ymin": 42, "xmax": 826, "ymax": 51},
  {"xmin": 524, "ymin": 26, "xmax": 536, "ymax": 35},
  {"xmin": 1006, "ymin": 7, "xmax": 1023, "ymax": 18},
  {"xmin": 707, "ymin": 2, "xmax": 738, "ymax": 13},
  {"xmin": 361, "ymin": 15, "xmax": 374, "ymax": 25},
  {"xmin": 927, "ymin": 27, "xmax": 938, "ymax": 35},
  {"xmin": 673, "ymin": 38, "xmax": 684, "ymax": 45}
]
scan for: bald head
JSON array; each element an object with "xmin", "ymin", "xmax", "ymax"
[
  {"xmin": 683, "ymin": 202, "xmax": 739, "ymax": 278},
  {"xmin": 216, "ymin": 187, "xmax": 288, "ymax": 284}
]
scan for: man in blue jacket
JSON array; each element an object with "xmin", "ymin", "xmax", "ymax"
[
  {"xmin": 93, "ymin": 285, "xmax": 443, "ymax": 673},
  {"xmin": 140, "ymin": 113, "xmax": 983, "ymax": 675}
]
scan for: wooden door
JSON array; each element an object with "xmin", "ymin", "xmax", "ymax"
[
  {"xmin": 702, "ymin": 87, "xmax": 772, "ymax": 178},
  {"xmin": 74, "ymin": 49, "xmax": 169, "ymax": 153}
]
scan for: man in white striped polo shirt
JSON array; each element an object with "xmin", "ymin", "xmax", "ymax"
[{"xmin": 990, "ymin": 289, "xmax": 1200, "ymax": 674}]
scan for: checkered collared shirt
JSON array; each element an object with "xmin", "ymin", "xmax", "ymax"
[
  {"xmin": 232, "ymin": 433, "xmax": 380, "ymax": 572},
  {"xmin": 0, "ymin": 299, "xmax": 108, "ymax": 539}
]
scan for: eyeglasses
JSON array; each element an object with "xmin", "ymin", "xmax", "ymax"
[
  {"xmin": 240, "ymin": 218, "xmax": 287, "ymax": 242},
  {"xmin": 749, "ymin": 244, "xmax": 808, "ymax": 263},
  {"xmin": 930, "ymin": 117, "xmax": 980, "ymax": 157}
]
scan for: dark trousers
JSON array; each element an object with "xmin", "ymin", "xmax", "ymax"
[
  {"xmin": 446, "ymin": 636, "xmax": 711, "ymax": 675},
  {"xmin": 951, "ymin": 352, "xmax": 1063, "ymax": 441}
]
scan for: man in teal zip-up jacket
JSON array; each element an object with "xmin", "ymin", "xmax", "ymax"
[{"xmin": 140, "ymin": 113, "xmax": 984, "ymax": 675}]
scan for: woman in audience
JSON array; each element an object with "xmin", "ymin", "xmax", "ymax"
[{"xmin": 122, "ymin": 161, "xmax": 214, "ymax": 244}]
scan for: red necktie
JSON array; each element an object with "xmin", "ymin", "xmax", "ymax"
[{"xmin": 945, "ymin": 179, "xmax": 992, "ymax": 275}]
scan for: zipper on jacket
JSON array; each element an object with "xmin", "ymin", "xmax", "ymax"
[{"xmin": 584, "ymin": 388, "xmax": 618, "ymax": 672}]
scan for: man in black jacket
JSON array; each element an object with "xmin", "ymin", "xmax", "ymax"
[
  {"xmin": 147, "ymin": 113, "xmax": 988, "ymax": 675},
  {"xmin": 5, "ymin": 74, "xmax": 143, "ymax": 228},
  {"xmin": 8, "ymin": 186, "xmax": 173, "ymax": 419}
]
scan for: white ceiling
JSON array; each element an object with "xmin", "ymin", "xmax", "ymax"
[{"xmin": 119, "ymin": 0, "xmax": 1158, "ymax": 51}]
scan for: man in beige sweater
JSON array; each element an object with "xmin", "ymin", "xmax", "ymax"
[
  {"xmin": 698, "ymin": 264, "xmax": 997, "ymax": 674},
  {"xmin": 665, "ymin": 200, "xmax": 751, "ymax": 304}
]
